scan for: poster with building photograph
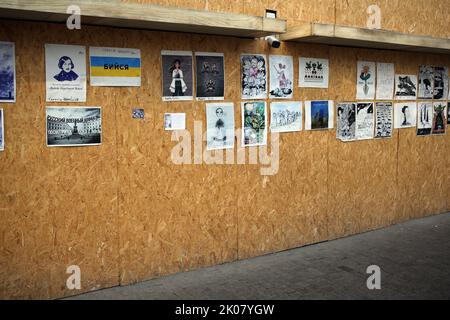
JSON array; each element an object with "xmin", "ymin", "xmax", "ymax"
[
  {"xmin": 0, "ymin": 108, "xmax": 4, "ymax": 151},
  {"xmin": 355, "ymin": 103, "xmax": 374, "ymax": 140},
  {"xmin": 161, "ymin": 50, "xmax": 193, "ymax": 101},
  {"xmin": 195, "ymin": 52, "xmax": 225, "ymax": 101},
  {"xmin": 418, "ymin": 65, "xmax": 434, "ymax": 99},
  {"xmin": 298, "ymin": 57, "xmax": 329, "ymax": 88},
  {"xmin": 376, "ymin": 62, "xmax": 395, "ymax": 100},
  {"xmin": 241, "ymin": 54, "xmax": 267, "ymax": 99},
  {"xmin": 336, "ymin": 103, "xmax": 356, "ymax": 142},
  {"xmin": 374, "ymin": 102, "xmax": 393, "ymax": 139},
  {"xmin": 206, "ymin": 103, "xmax": 234, "ymax": 150},
  {"xmin": 46, "ymin": 107, "xmax": 101, "ymax": 147},
  {"xmin": 433, "ymin": 66, "xmax": 449, "ymax": 100},
  {"xmin": 164, "ymin": 113, "xmax": 186, "ymax": 131},
  {"xmin": 241, "ymin": 101, "xmax": 267, "ymax": 147},
  {"xmin": 45, "ymin": 44, "xmax": 86, "ymax": 102},
  {"xmin": 89, "ymin": 46, "xmax": 141, "ymax": 87},
  {"xmin": 417, "ymin": 102, "xmax": 433, "ymax": 136},
  {"xmin": 269, "ymin": 55, "xmax": 293, "ymax": 99},
  {"xmin": 356, "ymin": 61, "xmax": 376, "ymax": 100},
  {"xmin": 394, "ymin": 102, "xmax": 417, "ymax": 129},
  {"xmin": 270, "ymin": 101, "xmax": 302, "ymax": 133},
  {"xmin": 432, "ymin": 102, "xmax": 447, "ymax": 135},
  {"xmin": 304, "ymin": 100, "xmax": 334, "ymax": 130},
  {"xmin": 0, "ymin": 42, "xmax": 15, "ymax": 103},
  {"xmin": 394, "ymin": 74, "xmax": 417, "ymax": 100}
]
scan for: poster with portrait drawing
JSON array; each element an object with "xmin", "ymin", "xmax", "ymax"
[
  {"xmin": 269, "ymin": 55, "xmax": 293, "ymax": 99},
  {"xmin": 336, "ymin": 103, "xmax": 356, "ymax": 142},
  {"xmin": 298, "ymin": 57, "xmax": 329, "ymax": 88},
  {"xmin": 195, "ymin": 52, "xmax": 225, "ymax": 101},
  {"xmin": 417, "ymin": 102, "xmax": 433, "ymax": 136},
  {"xmin": 241, "ymin": 101, "xmax": 267, "ymax": 147},
  {"xmin": 304, "ymin": 100, "xmax": 334, "ymax": 130},
  {"xmin": 0, "ymin": 42, "xmax": 15, "ymax": 103},
  {"xmin": 394, "ymin": 102, "xmax": 417, "ymax": 128},
  {"xmin": 241, "ymin": 54, "xmax": 267, "ymax": 99},
  {"xmin": 433, "ymin": 66, "xmax": 449, "ymax": 100},
  {"xmin": 0, "ymin": 108, "xmax": 4, "ymax": 151},
  {"xmin": 374, "ymin": 102, "xmax": 393, "ymax": 139},
  {"xmin": 161, "ymin": 50, "xmax": 193, "ymax": 101},
  {"xmin": 355, "ymin": 103, "xmax": 374, "ymax": 140},
  {"xmin": 432, "ymin": 102, "xmax": 447, "ymax": 135},
  {"xmin": 418, "ymin": 65, "xmax": 434, "ymax": 99},
  {"xmin": 394, "ymin": 74, "xmax": 417, "ymax": 100},
  {"xmin": 376, "ymin": 62, "xmax": 394, "ymax": 100},
  {"xmin": 45, "ymin": 44, "xmax": 86, "ymax": 102},
  {"xmin": 356, "ymin": 61, "xmax": 376, "ymax": 100},
  {"xmin": 270, "ymin": 102, "xmax": 302, "ymax": 133},
  {"xmin": 206, "ymin": 103, "xmax": 234, "ymax": 150}
]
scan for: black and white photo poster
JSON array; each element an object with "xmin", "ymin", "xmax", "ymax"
[
  {"xmin": 195, "ymin": 52, "xmax": 225, "ymax": 101},
  {"xmin": 355, "ymin": 103, "xmax": 374, "ymax": 140},
  {"xmin": 46, "ymin": 107, "xmax": 101, "ymax": 147},
  {"xmin": 432, "ymin": 102, "xmax": 447, "ymax": 135},
  {"xmin": 433, "ymin": 66, "xmax": 449, "ymax": 100},
  {"xmin": 394, "ymin": 102, "xmax": 417, "ymax": 128},
  {"xmin": 417, "ymin": 102, "xmax": 433, "ymax": 136},
  {"xmin": 356, "ymin": 61, "xmax": 376, "ymax": 100},
  {"xmin": 45, "ymin": 44, "xmax": 86, "ymax": 102},
  {"xmin": 418, "ymin": 65, "xmax": 434, "ymax": 99},
  {"xmin": 269, "ymin": 55, "xmax": 293, "ymax": 99},
  {"xmin": 270, "ymin": 102, "xmax": 302, "ymax": 133},
  {"xmin": 394, "ymin": 74, "xmax": 417, "ymax": 100},
  {"xmin": 241, "ymin": 101, "xmax": 267, "ymax": 147},
  {"xmin": 0, "ymin": 42, "xmax": 15, "ymax": 103},
  {"xmin": 241, "ymin": 54, "xmax": 267, "ymax": 99},
  {"xmin": 374, "ymin": 102, "xmax": 393, "ymax": 139},
  {"xmin": 161, "ymin": 50, "xmax": 193, "ymax": 101},
  {"xmin": 0, "ymin": 108, "xmax": 4, "ymax": 151},
  {"xmin": 336, "ymin": 103, "xmax": 356, "ymax": 142},
  {"xmin": 206, "ymin": 103, "xmax": 234, "ymax": 150},
  {"xmin": 376, "ymin": 62, "xmax": 395, "ymax": 100},
  {"xmin": 298, "ymin": 57, "xmax": 329, "ymax": 88},
  {"xmin": 304, "ymin": 100, "xmax": 334, "ymax": 130}
]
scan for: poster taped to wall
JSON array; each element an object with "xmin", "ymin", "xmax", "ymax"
[
  {"xmin": 304, "ymin": 100, "xmax": 334, "ymax": 130},
  {"xmin": 376, "ymin": 62, "xmax": 394, "ymax": 100},
  {"xmin": 394, "ymin": 102, "xmax": 417, "ymax": 128},
  {"xmin": 195, "ymin": 52, "xmax": 225, "ymax": 101},
  {"xmin": 433, "ymin": 66, "xmax": 449, "ymax": 100},
  {"xmin": 336, "ymin": 103, "xmax": 356, "ymax": 141},
  {"xmin": 161, "ymin": 50, "xmax": 193, "ymax": 101},
  {"xmin": 206, "ymin": 103, "xmax": 234, "ymax": 150},
  {"xmin": 298, "ymin": 57, "xmax": 329, "ymax": 88},
  {"xmin": 270, "ymin": 101, "xmax": 302, "ymax": 133},
  {"xmin": 269, "ymin": 55, "xmax": 293, "ymax": 99},
  {"xmin": 418, "ymin": 65, "xmax": 434, "ymax": 99},
  {"xmin": 164, "ymin": 113, "xmax": 186, "ymax": 130},
  {"xmin": 45, "ymin": 44, "xmax": 87, "ymax": 102},
  {"xmin": 417, "ymin": 102, "xmax": 433, "ymax": 136},
  {"xmin": 89, "ymin": 47, "xmax": 141, "ymax": 87},
  {"xmin": 0, "ymin": 42, "xmax": 15, "ymax": 103},
  {"xmin": 355, "ymin": 103, "xmax": 374, "ymax": 140},
  {"xmin": 241, "ymin": 54, "xmax": 267, "ymax": 99},
  {"xmin": 0, "ymin": 108, "xmax": 4, "ymax": 151},
  {"xmin": 432, "ymin": 102, "xmax": 447, "ymax": 135},
  {"xmin": 374, "ymin": 102, "xmax": 393, "ymax": 139},
  {"xmin": 356, "ymin": 61, "xmax": 376, "ymax": 100},
  {"xmin": 241, "ymin": 101, "xmax": 267, "ymax": 147},
  {"xmin": 394, "ymin": 74, "xmax": 417, "ymax": 100},
  {"xmin": 46, "ymin": 107, "xmax": 101, "ymax": 147}
]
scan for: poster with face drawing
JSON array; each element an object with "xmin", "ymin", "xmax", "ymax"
[
  {"xmin": 206, "ymin": 103, "xmax": 234, "ymax": 150},
  {"xmin": 336, "ymin": 103, "xmax": 356, "ymax": 141},
  {"xmin": 161, "ymin": 50, "xmax": 193, "ymax": 101},
  {"xmin": 376, "ymin": 62, "xmax": 395, "ymax": 100},
  {"xmin": 270, "ymin": 102, "xmax": 302, "ymax": 133},
  {"xmin": 374, "ymin": 102, "xmax": 393, "ymax": 139},
  {"xmin": 298, "ymin": 57, "xmax": 329, "ymax": 88},
  {"xmin": 241, "ymin": 54, "xmax": 267, "ymax": 99},
  {"xmin": 304, "ymin": 100, "xmax": 334, "ymax": 130},
  {"xmin": 432, "ymin": 101, "xmax": 447, "ymax": 135},
  {"xmin": 45, "ymin": 44, "xmax": 86, "ymax": 102},
  {"xmin": 394, "ymin": 74, "xmax": 417, "ymax": 100},
  {"xmin": 355, "ymin": 103, "xmax": 374, "ymax": 140},
  {"xmin": 417, "ymin": 102, "xmax": 433, "ymax": 136},
  {"xmin": 0, "ymin": 108, "xmax": 4, "ymax": 151},
  {"xmin": 195, "ymin": 52, "xmax": 225, "ymax": 101},
  {"xmin": 356, "ymin": 61, "xmax": 376, "ymax": 100},
  {"xmin": 241, "ymin": 101, "xmax": 267, "ymax": 147},
  {"xmin": 433, "ymin": 66, "xmax": 449, "ymax": 100},
  {"xmin": 269, "ymin": 55, "xmax": 293, "ymax": 99},
  {"xmin": 418, "ymin": 65, "xmax": 434, "ymax": 99},
  {"xmin": 394, "ymin": 102, "xmax": 417, "ymax": 128},
  {"xmin": 0, "ymin": 42, "xmax": 15, "ymax": 103}
]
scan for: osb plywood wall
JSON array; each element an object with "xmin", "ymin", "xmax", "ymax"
[{"xmin": 0, "ymin": 4, "xmax": 449, "ymax": 299}]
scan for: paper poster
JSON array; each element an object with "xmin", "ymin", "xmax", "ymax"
[
  {"xmin": 374, "ymin": 102, "xmax": 393, "ymax": 139},
  {"xmin": 356, "ymin": 61, "xmax": 376, "ymax": 100},
  {"xmin": 418, "ymin": 65, "xmax": 434, "ymax": 99},
  {"xmin": 195, "ymin": 52, "xmax": 225, "ymax": 101},
  {"xmin": 336, "ymin": 103, "xmax": 356, "ymax": 141},
  {"xmin": 206, "ymin": 103, "xmax": 234, "ymax": 150},
  {"xmin": 0, "ymin": 108, "xmax": 4, "ymax": 151},
  {"xmin": 270, "ymin": 101, "xmax": 302, "ymax": 133},
  {"xmin": 89, "ymin": 47, "xmax": 141, "ymax": 87},
  {"xmin": 46, "ymin": 107, "xmax": 101, "ymax": 147},
  {"xmin": 355, "ymin": 103, "xmax": 374, "ymax": 140},
  {"xmin": 417, "ymin": 102, "xmax": 433, "ymax": 136},
  {"xmin": 433, "ymin": 66, "xmax": 449, "ymax": 100},
  {"xmin": 269, "ymin": 55, "xmax": 293, "ymax": 99},
  {"xmin": 432, "ymin": 102, "xmax": 447, "ymax": 135},
  {"xmin": 304, "ymin": 100, "xmax": 334, "ymax": 130},
  {"xmin": 376, "ymin": 62, "xmax": 395, "ymax": 100},
  {"xmin": 164, "ymin": 113, "xmax": 186, "ymax": 130},
  {"xmin": 241, "ymin": 101, "xmax": 267, "ymax": 147},
  {"xmin": 0, "ymin": 42, "xmax": 15, "ymax": 103},
  {"xmin": 132, "ymin": 108, "xmax": 144, "ymax": 119},
  {"xmin": 394, "ymin": 74, "xmax": 417, "ymax": 100},
  {"xmin": 161, "ymin": 51, "xmax": 193, "ymax": 101},
  {"xmin": 394, "ymin": 102, "xmax": 417, "ymax": 128},
  {"xmin": 45, "ymin": 44, "xmax": 87, "ymax": 102},
  {"xmin": 298, "ymin": 57, "xmax": 329, "ymax": 88},
  {"xmin": 448, "ymin": 102, "xmax": 450, "ymax": 125},
  {"xmin": 241, "ymin": 54, "xmax": 267, "ymax": 99}
]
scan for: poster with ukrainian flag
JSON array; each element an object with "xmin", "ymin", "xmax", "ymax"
[{"xmin": 89, "ymin": 47, "xmax": 141, "ymax": 87}]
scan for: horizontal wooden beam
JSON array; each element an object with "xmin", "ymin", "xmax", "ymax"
[{"xmin": 0, "ymin": 0, "xmax": 286, "ymax": 38}]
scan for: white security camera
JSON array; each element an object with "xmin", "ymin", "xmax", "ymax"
[{"xmin": 265, "ymin": 35, "xmax": 281, "ymax": 48}]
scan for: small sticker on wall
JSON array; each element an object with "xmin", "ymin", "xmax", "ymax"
[
  {"xmin": 132, "ymin": 108, "xmax": 145, "ymax": 119},
  {"xmin": 164, "ymin": 113, "xmax": 186, "ymax": 130}
]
